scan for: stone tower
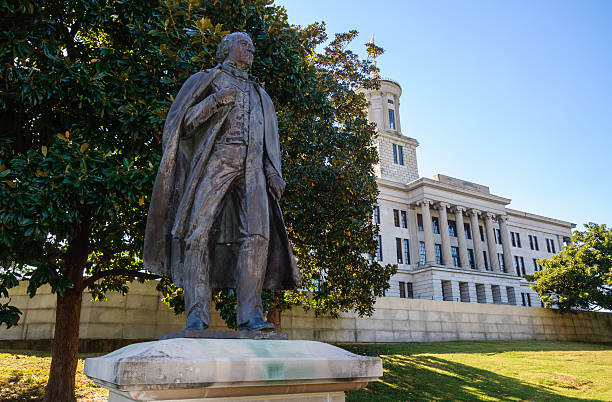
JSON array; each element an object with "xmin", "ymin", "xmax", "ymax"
[{"xmin": 360, "ymin": 78, "xmax": 419, "ymax": 183}]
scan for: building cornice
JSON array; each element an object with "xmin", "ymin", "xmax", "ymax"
[
  {"xmin": 506, "ymin": 208, "xmax": 575, "ymax": 229},
  {"xmin": 376, "ymin": 130, "xmax": 419, "ymax": 147}
]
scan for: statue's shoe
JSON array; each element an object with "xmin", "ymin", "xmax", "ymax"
[
  {"xmin": 185, "ymin": 315, "xmax": 208, "ymax": 331},
  {"xmin": 239, "ymin": 320, "xmax": 275, "ymax": 332}
]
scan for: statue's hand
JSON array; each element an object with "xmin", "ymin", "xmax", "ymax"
[
  {"xmin": 215, "ymin": 87, "xmax": 237, "ymax": 106},
  {"xmin": 268, "ymin": 175, "xmax": 286, "ymax": 201}
]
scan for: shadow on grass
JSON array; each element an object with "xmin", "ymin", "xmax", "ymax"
[
  {"xmin": 0, "ymin": 370, "xmax": 46, "ymax": 401},
  {"xmin": 346, "ymin": 354, "xmax": 601, "ymax": 402},
  {"xmin": 341, "ymin": 340, "xmax": 612, "ymax": 356}
]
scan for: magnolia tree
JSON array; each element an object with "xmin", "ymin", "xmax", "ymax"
[
  {"xmin": 528, "ymin": 223, "xmax": 612, "ymax": 312},
  {"xmin": 0, "ymin": 0, "xmax": 394, "ymax": 400}
]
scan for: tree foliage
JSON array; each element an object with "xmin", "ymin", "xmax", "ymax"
[
  {"xmin": 528, "ymin": 223, "xmax": 612, "ymax": 312},
  {"xmin": 1, "ymin": 0, "xmax": 394, "ymax": 398}
]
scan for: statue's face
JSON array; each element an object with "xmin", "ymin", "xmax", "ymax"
[{"xmin": 227, "ymin": 34, "xmax": 254, "ymax": 69}]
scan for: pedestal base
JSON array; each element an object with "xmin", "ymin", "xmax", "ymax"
[
  {"xmin": 108, "ymin": 390, "xmax": 346, "ymax": 401},
  {"xmin": 84, "ymin": 338, "xmax": 382, "ymax": 402}
]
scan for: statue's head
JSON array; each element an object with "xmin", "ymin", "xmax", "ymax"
[{"xmin": 216, "ymin": 32, "xmax": 254, "ymax": 70}]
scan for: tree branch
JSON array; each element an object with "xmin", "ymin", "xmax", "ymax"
[{"xmin": 82, "ymin": 269, "xmax": 161, "ymax": 290}]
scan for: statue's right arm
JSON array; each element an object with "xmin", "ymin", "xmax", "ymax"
[{"xmin": 182, "ymin": 93, "xmax": 220, "ymax": 138}]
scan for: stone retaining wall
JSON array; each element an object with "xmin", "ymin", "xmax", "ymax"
[{"xmin": 1, "ymin": 282, "xmax": 611, "ymax": 346}]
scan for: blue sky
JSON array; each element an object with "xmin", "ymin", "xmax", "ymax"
[{"xmin": 276, "ymin": 0, "xmax": 612, "ymax": 229}]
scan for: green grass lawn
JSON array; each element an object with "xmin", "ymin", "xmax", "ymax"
[
  {"xmin": 342, "ymin": 341, "xmax": 612, "ymax": 401},
  {"xmin": 0, "ymin": 350, "xmax": 107, "ymax": 401},
  {"xmin": 0, "ymin": 341, "xmax": 610, "ymax": 401}
]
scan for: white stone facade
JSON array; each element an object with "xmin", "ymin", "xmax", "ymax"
[{"xmin": 364, "ymin": 79, "xmax": 574, "ymax": 308}]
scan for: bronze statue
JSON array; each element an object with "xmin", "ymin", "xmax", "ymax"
[{"xmin": 143, "ymin": 32, "xmax": 300, "ymax": 332}]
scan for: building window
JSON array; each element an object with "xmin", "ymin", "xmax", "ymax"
[
  {"xmin": 550, "ymin": 239, "xmax": 556, "ymax": 253},
  {"xmin": 562, "ymin": 236, "xmax": 570, "ymax": 247},
  {"xmin": 532, "ymin": 258, "xmax": 543, "ymax": 272},
  {"xmin": 441, "ymin": 280, "xmax": 453, "ymax": 301},
  {"xmin": 459, "ymin": 282, "xmax": 470, "ymax": 302},
  {"xmin": 388, "ymin": 109, "xmax": 396, "ymax": 130},
  {"xmin": 491, "ymin": 285, "xmax": 502, "ymax": 304},
  {"xmin": 476, "ymin": 283, "xmax": 486, "ymax": 303},
  {"xmin": 406, "ymin": 282, "xmax": 414, "ymax": 298},
  {"xmin": 528, "ymin": 235, "xmax": 534, "ymax": 250},
  {"xmin": 546, "ymin": 238, "xmax": 551, "ymax": 253},
  {"xmin": 521, "ymin": 292, "xmax": 526, "ymax": 306},
  {"xmin": 483, "ymin": 250, "xmax": 489, "ymax": 270},
  {"xmin": 417, "ymin": 214, "xmax": 423, "ymax": 231},
  {"xmin": 388, "ymin": 99, "xmax": 394, "ymax": 104},
  {"xmin": 511, "ymin": 232, "xmax": 521, "ymax": 247},
  {"xmin": 400, "ymin": 210, "xmax": 408, "ymax": 228},
  {"xmin": 526, "ymin": 293, "xmax": 532, "ymax": 306},
  {"xmin": 451, "ymin": 246, "xmax": 459, "ymax": 267},
  {"xmin": 399, "ymin": 281, "xmax": 406, "ymax": 298},
  {"xmin": 479, "ymin": 225, "xmax": 485, "ymax": 241},
  {"xmin": 393, "ymin": 209, "xmax": 400, "ymax": 227},
  {"xmin": 373, "ymin": 206, "xmax": 380, "ymax": 225},
  {"xmin": 396, "ymin": 237, "xmax": 403, "ymax": 264},
  {"xmin": 498, "ymin": 253, "xmax": 505, "ymax": 272},
  {"xmin": 392, "ymin": 144, "xmax": 404, "ymax": 165},
  {"xmin": 506, "ymin": 287, "xmax": 516, "ymax": 305},
  {"xmin": 435, "ymin": 244, "xmax": 442, "ymax": 265},
  {"xmin": 534, "ymin": 236, "xmax": 539, "ymax": 250},
  {"xmin": 464, "ymin": 223, "xmax": 472, "ymax": 239},
  {"xmin": 376, "ymin": 235, "xmax": 383, "ymax": 261},
  {"xmin": 448, "ymin": 220, "xmax": 457, "ymax": 237},
  {"xmin": 514, "ymin": 256, "xmax": 520, "ymax": 276},
  {"xmin": 494, "ymin": 228, "xmax": 502, "ymax": 244},
  {"xmin": 403, "ymin": 239, "xmax": 410, "ymax": 265},
  {"xmin": 467, "ymin": 249, "xmax": 475, "ymax": 269},
  {"xmin": 419, "ymin": 241, "xmax": 426, "ymax": 265},
  {"xmin": 514, "ymin": 256, "xmax": 525, "ymax": 276},
  {"xmin": 432, "ymin": 217, "xmax": 440, "ymax": 234}
]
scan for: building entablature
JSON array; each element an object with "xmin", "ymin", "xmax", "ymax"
[
  {"xmin": 506, "ymin": 208, "xmax": 575, "ymax": 231},
  {"xmin": 402, "ymin": 177, "xmax": 511, "ymax": 213}
]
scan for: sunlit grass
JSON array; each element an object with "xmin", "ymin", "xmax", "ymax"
[
  {"xmin": 0, "ymin": 350, "xmax": 107, "ymax": 401},
  {"xmin": 343, "ymin": 341, "xmax": 612, "ymax": 401}
]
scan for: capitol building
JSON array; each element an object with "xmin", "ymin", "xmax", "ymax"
[{"xmin": 361, "ymin": 78, "xmax": 574, "ymax": 307}]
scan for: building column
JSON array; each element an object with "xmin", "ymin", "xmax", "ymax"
[
  {"xmin": 483, "ymin": 212, "xmax": 501, "ymax": 271},
  {"xmin": 500, "ymin": 285, "xmax": 509, "ymax": 304},
  {"xmin": 468, "ymin": 282, "xmax": 478, "ymax": 303},
  {"xmin": 498, "ymin": 215, "xmax": 513, "ymax": 273},
  {"xmin": 437, "ymin": 202, "xmax": 452, "ymax": 267},
  {"xmin": 469, "ymin": 209, "xmax": 485, "ymax": 270},
  {"xmin": 451, "ymin": 281, "xmax": 461, "ymax": 302},
  {"xmin": 418, "ymin": 200, "xmax": 436, "ymax": 265},
  {"xmin": 484, "ymin": 284, "xmax": 493, "ymax": 304},
  {"xmin": 453, "ymin": 206, "xmax": 469, "ymax": 269},
  {"xmin": 408, "ymin": 206, "xmax": 420, "ymax": 266}
]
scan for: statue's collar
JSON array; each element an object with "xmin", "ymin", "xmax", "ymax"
[{"xmin": 221, "ymin": 61, "xmax": 250, "ymax": 81}]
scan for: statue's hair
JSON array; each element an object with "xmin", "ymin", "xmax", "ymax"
[{"xmin": 216, "ymin": 32, "xmax": 250, "ymax": 64}]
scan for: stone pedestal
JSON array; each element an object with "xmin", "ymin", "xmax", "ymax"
[{"xmin": 84, "ymin": 338, "xmax": 382, "ymax": 401}]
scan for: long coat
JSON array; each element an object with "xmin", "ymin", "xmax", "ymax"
[{"xmin": 143, "ymin": 66, "xmax": 300, "ymax": 290}]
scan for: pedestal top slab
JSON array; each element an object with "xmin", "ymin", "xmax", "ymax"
[{"xmin": 84, "ymin": 338, "xmax": 382, "ymax": 398}]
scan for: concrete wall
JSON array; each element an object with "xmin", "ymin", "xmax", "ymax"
[{"xmin": 1, "ymin": 282, "xmax": 611, "ymax": 344}]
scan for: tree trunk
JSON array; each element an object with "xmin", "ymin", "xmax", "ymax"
[
  {"xmin": 44, "ymin": 287, "xmax": 83, "ymax": 402},
  {"xmin": 44, "ymin": 216, "xmax": 89, "ymax": 402}
]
